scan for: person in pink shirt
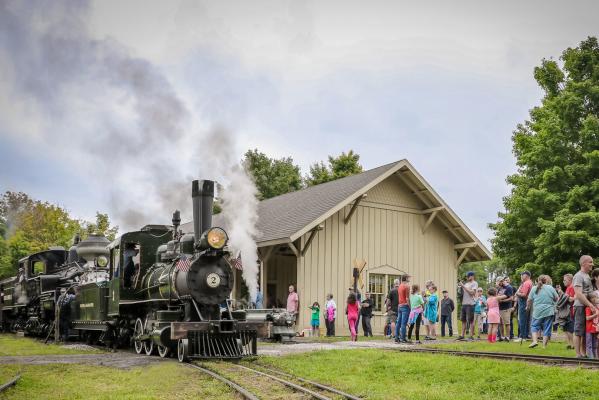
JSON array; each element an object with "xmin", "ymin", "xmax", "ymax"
[
  {"xmin": 514, "ymin": 271, "xmax": 533, "ymax": 342},
  {"xmin": 286, "ymin": 285, "xmax": 299, "ymax": 325},
  {"xmin": 346, "ymin": 292, "xmax": 359, "ymax": 341}
]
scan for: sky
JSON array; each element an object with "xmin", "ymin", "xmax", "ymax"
[{"xmin": 1, "ymin": 0, "xmax": 598, "ymax": 248}]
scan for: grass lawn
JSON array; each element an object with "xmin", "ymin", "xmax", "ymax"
[
  {"xmin": 0, "ymin": 334, "xmax": 101, "ymax": 356},
  {"xmin": 423, "ymin": 338, "xmax": 577, "ymax": 358},
  {"xmin": 259, "ymin": 349, "xmax": 599, "ymax": 400},
  {"xmin": 0, "ymin": 362, "xmax": 235, "ymax": 400}
]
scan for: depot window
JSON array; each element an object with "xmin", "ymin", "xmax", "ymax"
[{"xmin": 368, "ymin": 273, "xmax": 402, "ymax": 312}]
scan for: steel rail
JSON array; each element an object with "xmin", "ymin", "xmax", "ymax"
[
  {"xmin": 232, "ymin": 364, "xmax": 331, "ymax": 400},
  {"xmin": 185, "ymin": 363, "xmax": 260, "ymax": 400},
  {"xmin": 395, "ymin": 347, "xmax": 599, "ymax": 367},
  {"xmin": 0, "ymin": 374, "xmax": 21, "ymax": 393},
  {"xmin": 250, "ymin": 364, "xmax": 362, "ymax": 400}
]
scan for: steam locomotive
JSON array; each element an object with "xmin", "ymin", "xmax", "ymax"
[{"xmin": 0, "ymin": 180, "xmax": 269, "ymax": 361}]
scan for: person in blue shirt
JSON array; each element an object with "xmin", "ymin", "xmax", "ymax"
[
  {"xmin": 527, "ymin": 275, "xmax": 559, "ymax": 349},
  {"xmin": 473, "ymin": 287, "xmax": 487, "ymax": 338}
]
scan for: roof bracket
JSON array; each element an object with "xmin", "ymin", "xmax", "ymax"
[
  {"xmin": 300, "ymin": 225, "xmax": 324, "ymax": 257},
  {"xmin": 288, "ymin": 242, "xmax": 300, "ymax": 258},
  {"xmin": 454, "ymin": 242, "xmax": 477, "ymax": 250},
  {"xmin": 455, "ymin": 247, "xmax": 470, "ymax": 267},
  {"xmin": 422, "ymin": 210, "xmax": 438, "ymax": 234},
  {"xmin": 258, "ymin": 246, "xmax": 275, "ymax": 263},
  {"xmin": 344, "ymin": 194, "xmax": 367, "ymax": 224}
]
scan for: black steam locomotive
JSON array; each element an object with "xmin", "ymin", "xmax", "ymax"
[{"xmin": 0, "ymin": 180, "xmax": 268, "ymax": 361}]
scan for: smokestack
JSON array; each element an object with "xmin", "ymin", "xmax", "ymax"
[{"xmin": 192, "ymin": 180, "xmax": 214, "ymax": 245}]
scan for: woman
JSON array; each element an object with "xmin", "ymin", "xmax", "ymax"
[
  {"xmin": 346, "ymin": 293, "xmax": 359, "ymax": 341},
  {"xmin": 591, "ymin": 270, "xmax": 599, "ymax": 297},
  {"xmin": 423, "ymin": 285, "xmax": 439, "ymax": 340},
  {"xmin": 527, "ymin": 275, "xmax": 558, "ymax": 349}
]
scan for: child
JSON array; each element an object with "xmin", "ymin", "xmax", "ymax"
[
  {"xmin": 424, "ymin": 285, "xmax": 439, "ymax": 340},
  {"xmin": 346, "ymin": 293, "xmax": 359, "ymax": 341},
  {"xmin": 408, "ymin": 284, "xmax": 424, "ymax": 343},
  {"xmin": 486, "ymin": 287, "xmax": 501, "ymax": 343},
  {"xmin": 308, "ymin": 302, "xmax": 321, "ymax": 337},
  {"xmin": 585, "ymin": 293, "xmax": 599, "ymax": 359},
  {"xmin": 473, "ymin": 288, "xmax": 487, "ymax": 339}
]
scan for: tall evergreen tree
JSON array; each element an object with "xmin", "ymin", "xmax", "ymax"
[{"xmin": 491, "ymin": 37, "xmax": 599, "ymax": 280}]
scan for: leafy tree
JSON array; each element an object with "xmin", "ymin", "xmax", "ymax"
[
  {"xmin": 490, "ymin": 37, "xmax": 599, "ymax": 281},
  {"xmin": 242, "ymin": 149, "xmax": 303, "ymax": 199},
  {"xmin": 305, "ymin": 150, "xmax": 363, "ymax": 186},
  {"xmin": 83, "ymin": 212, "xmax": 119, "ymax": 241},
  {"xmin": 0, "ymin": 191, "xmax": 119, "ymax": 278}
]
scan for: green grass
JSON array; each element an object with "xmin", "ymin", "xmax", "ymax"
[
  {"xmin": 0, "ymin": 334, "xmax": 101, "ymax": 356},
  {"xmin": 0, "ymin": 363, "xmax": 235, "ymax": 400},
  {"xmin": 424, "ymin": 338, "xmax": 577, "ymax": 358},
  {"xmin": 259, "ymin": 349, "xmax": 599, "ymax": 400}
]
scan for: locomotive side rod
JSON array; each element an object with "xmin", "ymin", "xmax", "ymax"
[{"xmin": 185, "ymin": 363, "xmax": 260, "ymax": 400}]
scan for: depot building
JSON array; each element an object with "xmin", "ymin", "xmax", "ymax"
[{"xmin": 184, "ymin": 159, "xmax": 491, "ymax": 335}]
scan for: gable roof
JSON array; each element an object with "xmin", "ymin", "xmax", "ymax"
[{"xmin": 181, "ymin": 159, "xmax": 492, "ymax": 262}]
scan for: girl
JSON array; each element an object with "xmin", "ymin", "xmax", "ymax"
[
  {"xmin": 308, "ymin": 302, "xmax": 321, "ymax": 337},
  {"xmin": 585, "ymin": 293, "xmax": 599, "ymax": 358},
  {"xmin": 486, "ymin": 287, "xmax": 501, "ymax": 343},
  {"xmin": 408, "ymin": 284, "xmax": 424, "ymax": 343},
  {"xmin": 346, "ymin": 293, "xmax": 359, "ymax": 341},
  {"xmin": 473, "ymin": 288, "xmax": 487, "ymax": 338},
  {"xmin": 424, "ymin": 285, "xmax": 439, "ymax": 340}
]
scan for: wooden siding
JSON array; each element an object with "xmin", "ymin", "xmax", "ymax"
[{"xmin": 295, "ymin": 175, "xmax": 458, "ymax": 335}]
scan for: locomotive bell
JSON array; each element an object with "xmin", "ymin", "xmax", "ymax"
[{"xmin": 76, "ymin": 234, "xmax": 110, "ymax": 263}]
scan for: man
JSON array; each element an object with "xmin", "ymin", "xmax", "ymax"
[
  {"xmin": 361, "ymin": 292, "xmax": 373, "ymax": 337},
  {"xmin": 286, "ymin": 285, "xmax": 299, "ymax": 327},
  {"xmin": 325, "ymin": 293, "xmax": 337, "ymax": 337},
  {"xmin": 386, "ymin": 279, "xmax": 400, "ymax": 339},
  {"xmin": 505, "ymin": 277, "xmax": 516, "ymax": 339},
  {"xmin": 514, "ymin": 271, "xmax": 533, "ymax": 342},
  {"xmin": 498, "ymin": 276, "xmax": 514, "ymax": 341},
  {"xmin": 573, "ymin": 255, "xmax": 596, "ymax": 358},
  {"xmin": 440, "ymin": 290, "xmax": 455, "ymax": 337},
  {"xmin": 58, "ymin": 288, "xmax": 76, "ymax": 342},
  {"xmin": 457, "ymin": 271, "xmax": 478, "ymax": 340},
  {"xmin": 395, "ymin": 275, "xmax": 411, "ymax": 343}
]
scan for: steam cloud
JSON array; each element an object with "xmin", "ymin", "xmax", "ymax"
[{"xmin": 0, "ymin": 1, "xmax": 261, "ymax": 300}]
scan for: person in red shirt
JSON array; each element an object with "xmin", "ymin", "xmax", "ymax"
[
  {"xmin": 563, "ymin": 273, "xmax": 576, "ymax": 349},
  {"xmin": 395, "ymin": 274, "xmax": 411, "ymax": 343},
  {"xmin": 514, "ymin": 271, "xmax": 533, "ymax": 342},
  {"xmin": 584, "ymin": 293, "xmax": 599, "ymax": 358}
]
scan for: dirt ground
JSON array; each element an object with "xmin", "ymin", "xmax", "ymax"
[{"xmin": 0, "ymin": 351, "xmax": 170, "ymax": 368}]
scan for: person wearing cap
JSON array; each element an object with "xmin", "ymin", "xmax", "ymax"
[
  {"xmin": 457, "ymin": 271, "xmax": 478, "ymax": 341},
  {"xmin": 514, "ymin": 271, "xmax": 533, "ymax": 342},
  {"xmin": 496, "ymin": 276, "xmax": 514, "ymax": 341},
  {"xmin": 440, "ymin": 290, "xmax": 455, "ymax": 337}
]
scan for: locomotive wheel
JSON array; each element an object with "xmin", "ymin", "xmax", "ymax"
[
  {"xmin": 157, "ymin": 345, "xmax": 170, "ymax": 358},
  {"xmin": 177, "ymin": 339, "xmax": 189, "ymax": 363},
  {"xmin": 144, "ymin": 340, "xmax": 155, "ymax": 356},
  {"xmin": 133, "ymin": 318, "xmax": 144, "ymax": 354}
]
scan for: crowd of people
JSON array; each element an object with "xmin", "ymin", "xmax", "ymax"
[{"xmin": 284, "ymin": 255, "xmax": 598, "ymax": 358}]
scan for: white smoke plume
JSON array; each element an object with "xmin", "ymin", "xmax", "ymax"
[
  {"xmin": 1, "ymin": 1, "xmax": 263, "ymax": 300},
  {"xmin": 201, "ymin": 129, "xmax": 260, "ymax": 302}
]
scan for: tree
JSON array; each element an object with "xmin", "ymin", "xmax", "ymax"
[
  {"xmin": 490, "ymin": 37, "xmax": 599, "ymax": 281},
  {"xmin": 83, "ymin": 212, "xmax": 119, "ymax": 241},
  {"xmin": 242, "ymin": 149, "xmax": 303, "ymax": 200},
  {"xmin": 305, "ymin": 150, "xmax": 363, "ymax": 186}
]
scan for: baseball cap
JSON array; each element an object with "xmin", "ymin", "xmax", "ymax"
[{"xmin": 466, "ymin": 271, "xmax": 475, "ymax": 277}]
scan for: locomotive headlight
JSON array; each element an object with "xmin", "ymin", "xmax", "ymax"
[
  {"xmin": 96, "ymin": 255, "xmax": 109, "ymax": 268},
  {"xmin": 206, "ymin": 227, "xmax": 228, "ymax": 249}
]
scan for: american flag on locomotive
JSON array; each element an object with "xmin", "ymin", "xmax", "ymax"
[{"xmin": 175, "ymin": 255, "xmax": 191, "ymax": 272}]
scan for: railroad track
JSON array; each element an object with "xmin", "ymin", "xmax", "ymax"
[
  {"xmin": 188, "ymin": 361, "xmax": 362, "ymax": 400},
  {"xmin": 0, "ymin": 374, "xmax": 21, "ymax": 394},
  {"xmin": 396, "ymin": 347, "xmax": 599, "ymax": 368}
]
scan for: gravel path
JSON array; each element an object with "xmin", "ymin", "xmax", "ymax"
[
  {"xmin": 0, "ymin": 352, "xmax": 169, "ymax": 369},
  {"xmin": 257, "ymin": 339, "xmax": 412, "ymax": 356}
]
